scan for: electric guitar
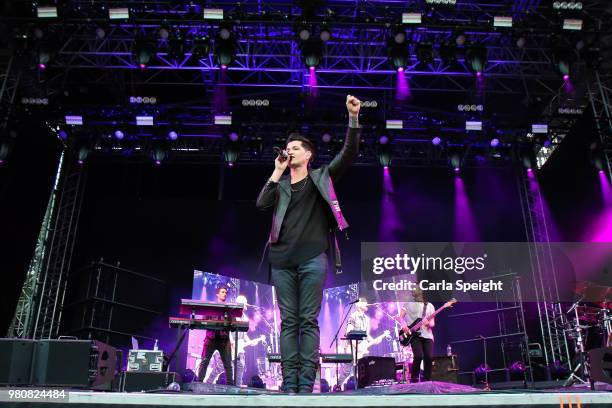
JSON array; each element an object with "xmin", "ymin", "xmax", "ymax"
[
  {"xmin": 233, "ymin": 334, "xmax": 266, "ymax": 356},
  {"xmin": 359, "ymin": 330, "xmax": 391, "ymax": 358},
  {"xmin": 398, "ymin": 299, "xmax": 457, "ymax": 346}
]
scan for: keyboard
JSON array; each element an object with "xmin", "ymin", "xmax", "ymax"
[
  {"xmin": 345, "ymin": 330, "xmax": 367, "ymax": 340},
  {"xmin": 168, "ymin": 316, "xmax": 249, "ymax": 332}
]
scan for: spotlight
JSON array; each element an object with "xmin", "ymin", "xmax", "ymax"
[
  {"xmin": 37, "ymin": 44, "xmax": 52, "ymax": 69},
  {"xmin": 297, "ymin": 24, "xmax": 311, "ymax": 41},
  {"xmin": 455, "ymin": 33, "xmax": 466, "ymax": 46},
  {"xmin": 109, "ymin": 8, "xmax": 129, "ymax": 19},
  {"xmin": 65, "ymin": 115, "xmax": 83, "ymax": 125},
  {"xmin": 416, "ymin": 43, "xmax": 434, "ymax": 65},
  {"xmin": 393, "ymin": 28, "xmax": 406, "ymax": 45},
  {"xmin": 77, "ymin": 145, "xmax": 90, "ymax": 164},
  {"xmin": 191, "ymin": 36, "xmax": 210, "ymax": 61},
  {"xmin": 136, "ymin": 116, "xmax": 154, "ymax": 126},
  {"xmin": 114, "ymin": 130, "xmax": 124, "ymax": 140},
  {"xmin": 214, "ymin": 36, "xmax": 235, "ymax": 67},
  {"xmin": 152, "ymin": 147, "xmax": 167, "ymax": 166},
  {"xmin": 224, "ymin": 144, "xmax": 240, "ymax": 166},
  {"xmin": 386, "ymin": 120, "xmax": 402, "ymax": 130},
  {"xmin": 134, "ymin": 39, "xmax": 156, "ymax": 67},
  {"xmin": 379, "ymin": 135, "xmax": 390, "ymax": 145},
  {"xmin": 439, "ymin": 43, "xmax": 457, "ymax": 64},
  {"xmin": 402, "ymin": 12, "xmax": 422, "ymax": 24},
  {"xmin": 319, "ymin": 27, "xmax": 331, "ymax": 42},
  {"xmin": 432, "ymin": 136, "xmax": 442, "ymax": 146},
  {"xmin": 389, "ymin": 44, "xmax": 409, "ymax": 70},
  {"xmin": 466, "ymin": 46, "xmax": 487, "ymax": 73},
  {"xmin": 159, "ymin": 27, "xmax": 170, "ymax": 40},
  {"xmin": 553, "ymin": 48, "xmax": 574, "ymax": 77},
  {"xmin": 37, "ymin": 6, "xmax": 57, "ymax": 18},
  {"xmin": 563, "ymin": 19, "xmax": 583, "ymax": 31},
  {"xmin": 168, "ymin": 130, "xmax": 178, "ymax": 141},
  {"xmin": 228, "ymin": 132, "xmax": 239, "ymax": 142},
  {"xmin": 378, "ymin": 149, "xmax": 392, "ymax": 167},
  {"xmin": 95, "ymin": 27, "xmax": 106, "ymax": 40},
  {"xmin": 450, "ymin": 153, "xmax": 462, "ymax": 170},
  {"xmin": 516, "ymin": 35, "xmax": 527, "ymax": 48},
  {"xmin": 322, "ymin": 133, "xmax": 332, "ymax": 143},
  {"xmin": 493, "ymin": 16, "xmax": 513, "ymax": 28},
  {"xmin": 301, "ymin": 39, "xmax": 323, "ymax": 68},
  {"xmin": 203, "ymin": 8, "xmax": 224, "ymax": 20},
  {"xmin": 219, "ymin": 28, "xmax": 231, "ymax": 41}
]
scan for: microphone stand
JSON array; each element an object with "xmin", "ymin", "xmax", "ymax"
[{"xmin": 330, "ymin": 301, "xmax": 356, "ymax": 390}]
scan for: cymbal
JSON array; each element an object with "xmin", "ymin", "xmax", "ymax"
[{"xmin": 574, "ymin": 281, "xmax": 612, "ymax": 302}]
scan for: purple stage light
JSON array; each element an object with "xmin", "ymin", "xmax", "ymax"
[
  {"xmin": 454, "ymin": 167, "xmax": 460, "ymax": 173},
  {"xmin": 396, "ymin": 68, "xmax": 410, "ymax": 100},
  {"xmin": 168, "ymin": 130, "xmax": 178, "ymax": 141},
  {"xmin": 228, "ymin": 132, "xmax": 239, "ymax": 142},
  {"xmin": 383, "ymin": 165, "xmax": 389, "ymax": 170},
  {"xmin": 563, "ymin": 74, "xmax": 570, "ymax": 81},
  {"xmin": 490, "ymin": 138, "xmax": 500, "ymax": 147},
  {"xmin": 308, "ymin": 66, "xmax": 318, "ymax": 97},
  {"xmin": 600, "ymin": 169, "xmax": 605, "ymax": 174},
  {"xmin": 114, "ymin": 130, "xmax": 124, "ymax": 140},
  {"xmin": 397, "ymin": 67, "xmax": 404, "ymax": 72},
  {"xmin": 58, "ymin": 130, "xmax": 68, "ymax": 140},
  {"xmin": 309, "ymin": 66, "xmax": 315, "ymax": 71},
  {"xmin": 476, "ymin": 71, "xmax": 482, "ymax": 77},
  {"xmin": 228, "ymin": 162, "xmax": 234, "ymax": 167},
  {"xmin": 379, "ymin": 135, "xmax": 389, "ymax": 145},
  {"xmin": 221, "ymin": 64, "xmax": 227, "ymax": 70},
  {"xmin": 432, "ymin": 137, "xmax": 441, "ymax": 146},
  {"xmin": 155, "ymin": 160, "xmax": 161, "ymax": 166},
  {"xmin": 39, "ymin": 63, "xmax": 46, "ymax": 70},
  {"xmin": 139, "ymin": 63, "xmax": 146, "ymax": 69},
  {"xmin": 0, "ymin": 159, "xmax": 4, "ymax": 165},
  {"xmin": 77, "ymin": 160, "xmax": 84, "ymax": 165}
]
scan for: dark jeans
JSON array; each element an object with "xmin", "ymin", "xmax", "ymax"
[
  {"xmin": 198, "ymin": 337, "xmax": 234, "ymax": 385},
  {"xmin": 272, "ymin": 252, "xmax": 327, "ymax": 393},
  {"xmin": 410, "ymin": 337, "xmax": 433, "ymax": 382}
]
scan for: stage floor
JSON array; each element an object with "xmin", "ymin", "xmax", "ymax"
[{"xmin": 1, "ymin": 382, "xmax": 611, "ymax": 408}]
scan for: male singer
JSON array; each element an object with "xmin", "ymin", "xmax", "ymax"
[{"xmin": 256, "ymin": 95, "xmax": 361, "ymax": 393}]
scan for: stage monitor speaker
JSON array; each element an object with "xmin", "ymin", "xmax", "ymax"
[
  {"xmin": 121, "ymin": 371, "xmax": 182, "ymax": 392},
  {"xmin": 0, "ymin": 339, "xmax": 36, "ymax": 385},
  {"xmin": 588, "ymin": 346, "xmax": 612, "ymax": 385},
  {"xmin": 32, "ymin": 338, "xmax": 119, "ymax": 388},
  {"xmin": 431, "ymin": 355, "xmax": 459, "ymax": 383},
  {"xmin": 357, "ymin": 356, "xmax": 395, "ymax": 388}
]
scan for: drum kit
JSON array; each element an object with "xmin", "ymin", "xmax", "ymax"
[{"xmin": 563, "ymin": 281, "xmax": 612, "ymax": 387}]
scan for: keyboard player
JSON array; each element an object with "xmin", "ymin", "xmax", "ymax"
[{"xmin": 197, "ymin": 284, "xmax": 234, "ymax": 384}]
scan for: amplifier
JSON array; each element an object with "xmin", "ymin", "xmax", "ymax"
[
  {"xmin": 357, "ymin": 356, "xmax": 395, "ymax": 388},
  {"xmin": 431, "ymin": 355, "xmax": 459, "ymax": 383},
  {"xmin": 121, "ymin": 371, "xmax": 182, "ymax": 392},
  {"xmin": 127, "ymin": 350, "xmax": 164, "ymax": 372},
  {"xmin": 0, "ymin": 339, "xmax": 36, "ymax": 385}
]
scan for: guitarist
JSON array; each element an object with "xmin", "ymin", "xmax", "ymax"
[
  {"xmin": 232, "ymin": 295, "xmax": 266, "ymax": 386},
  {"xmin": 399, "ymin": 287, "xmax": 435, "ymax": 382}
]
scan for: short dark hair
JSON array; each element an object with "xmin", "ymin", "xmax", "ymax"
[
  {"xmin": 216, "ymin": 284, "xmax": 229, "ymax": 294},
  {"xmin": 286, "ymin": 133, "xmax": 316, "ymax": 164}
]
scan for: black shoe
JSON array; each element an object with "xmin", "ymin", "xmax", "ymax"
[{"xmin": 298, "ymin": 386, "xmax": 313, "ymax": 394}]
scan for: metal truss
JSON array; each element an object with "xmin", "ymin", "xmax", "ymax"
[
  {"xmin": 29, "ymin": 154, "xmax": 87, "ymax": 339},
  {"xmin": 587, "ymin": 70, "xmax": 612, "ymax": 181},
  {"xmin": 0, "ymin": 52, "xmax": 21, "ymax": 129},
  {"xmin": 517, "ymin": 168, "xmax": 571, "ymax": 371}
]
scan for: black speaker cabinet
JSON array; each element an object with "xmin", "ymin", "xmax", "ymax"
[
  {"xmin": 121, "ymin": 371, "xmax": 182, "ymax": 392},
  {"xmin": 431, "ymin": 355, "xmax": 459, "ymax": 383},
  {"xmin": 31, "ymin": 339, "xmax": 119, "ymax": 388},
  {"xmin": 588, "ymin": 346, "xmax": 612, "ymax": 385},
  {"xmin": 0, "ymin": 339, "xmax": 36, "ymax": 385},
  {"xmin": 357, "ymin": 356, "xmax": 395, "ymax": 388}
]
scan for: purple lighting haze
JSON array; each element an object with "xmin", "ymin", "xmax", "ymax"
[
  {"xmin": 155, "ymin": 160, "xmax": 161, "ymax": 166},
  {"xmin": 308, "ymin": 67, "xmax": 318, "ymax": 97},
  {"xmin": 454, "ymin": 167, "xmax": 460, "ymax": 173},
  {"xmin": 563, "ymin": 74, "xmax": 570, "ymax": 81},
  {"xmin": 228, "ymin": 162, "xmax": 234, "ymax": 167},
  {"xmin": 432, "ymin": 137, "xmax": 441, "ymax": 146},
  {"xmin": 396, "ymin": 68, "xmax": 410, "ymax": 101},
  {"xmin": 490, "ymin": 138, "xmax": 500, "ymax": 147},
  {"xmin": 476, "ymin": 71, "xmax": 482, "ymax": 77},
  {"xmin": 379, "ymin": 135, "xmax": 389, "ymax": 145},
  {"xmin": 39, "ymin": 63, "xmax": 46, "ymax": 70},
  {"xmin": 454, "ymin": 174, "xmax": 478, "ymax": 241},
  {"xmin": 228, "ymin": 132, "xmax": 239, "ymax": 142},
  {"xmin": 599, "ymin": 170, "xmax": 612, "ymax": 207},
  {"xmin": 380, "ymin": 166, "xmax": 401, "ymax": 240},
  {"xmin": 139, "ymin": 63, "xmax": 146, "ymax": 70},
  {"xmin": 527, "ymin": 170, "xmax": 561, "ymax": 241},
  {"xmin": 77, "ymin": 160, "xmax": 84, "ymax": 165},
  {"xmin": 563, "ymin": 77, "xmax": 574, "ymax": 94},
  {"xmin": 221, "ymin": 64, "xmax": 227, "ymax": 70},
  {"xmin": 114, "ymin": 130, "xmax": 124, "ymax": 140}
]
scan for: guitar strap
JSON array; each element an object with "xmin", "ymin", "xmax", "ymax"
[{"xmin": 421, "ymin": 302, "xmax": 428, "ymax": 320}]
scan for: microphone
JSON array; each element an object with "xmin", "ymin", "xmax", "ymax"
[{"xmin": 273, "ymin": 146, "xmax": 289, "ymax": 162}]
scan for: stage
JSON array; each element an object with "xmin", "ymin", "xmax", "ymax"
[{"xmin": 1, "ymin": 382, "xmax": 611, "ymax": 408}]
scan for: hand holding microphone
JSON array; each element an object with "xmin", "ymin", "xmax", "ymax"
[{"xmin": 273, "ymin": 146, "xmax": 290, "ymax": 173}]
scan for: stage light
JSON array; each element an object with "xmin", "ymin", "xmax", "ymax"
[
  {"xmin": 466, "ymin": 121, "xmax": 482, "ymax": 131},
  {"xmin": 416, "ymin": 43, "xmax": 434, "ymax": 65},
  {"xmin": 224, "ymin": 145, "xmax": 239, "ymax": 166},
  {"xmin": 228, "ymin": 132, "xmax": 239, "ymax": 142},
  {"xmin": 65, "ymin": 115, "xmax": 83, "ymax": 125},
  {"xmin": 134, "ymin": 39, "xmax": 156, "ymax": 67},
  {"xmin": 532, "ymin": 124, "xmax": 548, "ymax": 134},
  {"xmin": 37, "ymin": 6, "xmax": 57, "ymax": 18},
  {"xmin": 95, "ymin": 27, "xmax": 106, "ymax": 40},
  {"xmin": 215, "ymin": 115, "xmax": 232, "ymax": 125},
  {"xmin": 190, "ymin": 36, "xmax": 210, "ymax": 61},
  {"xmin": 130, "ymin": 96, "xmax": 157, "ymax": 104},
  {"xmin": 21, "ymin": 97, "xmax": 49, "ymax": 105},
  {"xmin": 109, "ymin": 8, "xmax": 129, "ymax": 19},
  {"xmin": 563, "ymin": 19, "xmax": 582, "ymax": 31},
  {"xmin": 389, "ymin": 44, "xmax": 409, "ymax": 70},
  {"xmin": 203, "ymin": 8, "xmax": 224, "ymax": 20},
  {"xmin": 490, "ymin": 138, "xmax": 500, "ymax": 147},
  {"xmin": 386, "ymin": 120, "xmax": 403, "ymax": 130},
  {"xmin": 322, "ymin": 133, "xmax": 332, "ymax": 143},
  {"xmin": 402, "ymin": 12, "xmax": 422, "ymax": 24},
  {"xmin": 301, "ymin": 39, "xmax": 323, "ymax": 68},
  {"xmin": 0, "ymin": 141, "xmax": 12, "ymax": 163},
  {"xmin": 152, "ymin": 147, "xmax": 167, "ymax": 166},
  {"xmin": 553, "ymin": 2, "xmax": 583, "ymax": 10},
  {"xmin": 563, "ymin": 74, "xmax": 570, "ymax": 81},
  {"xmin": 158, "ymin": 27, "xmax": 170, "ymax": 40},
  {"xmin": 136, "ymin": 116, "xmax": 154, "ymax": 126},
  {"xmin": 77, "ymin": 146, "xmax": 90, "ymax": 164},
  {"xmin": 455, "ymin": 33, "xmax": 466, "ymax": 46},
  {"xmin": 466, "ymin": 46, "xmax": 487, "ymax": 73},
  {"xmin": 114, "ymin": 130, "xmax": 124, "ymax": 140},
  {"xmin": 516, "ymin": 35, "xmax": 527, "ymax": 48},
  {"xmin": 168, "ymin": 131, "xmax": 178, "ymax": 141},
  {"xmin": 298, "ymin": 26, "xmax": 311, "ymax": 41},
  {"xmin": 426, "ymin": 0, "xmax": 456, "ymax": 4},
  {"xmin": 378, "ymin": 149, "xmax": 392, "ymax": 168},
  {"xmin": 393, "ymin": 29, "xmax": 406, "ymax": 45},
  {"xmin": 37, "ymin": 45, "xmax": 52, "ymax": 69},
  {"xmin": 493, "ymin": 16, "xmax": 512, "ymax": 28},
  {"xmin": 214, "ymin": 36, "xmax": 235, "ymax": 67},
  {"xmin": 439, "ymin": 43, "xmax": 457, "ymax": 64},
  {"xmin": 319, "ymin": 27, "xmax": 331, "ymax": 42},
  {"xmin": 432, "ymin": 136, "xmax": 442, "ymax": 146},
  {"xmin": 379, "ymin": 135, "xmax": 390, "ymax": 145}
]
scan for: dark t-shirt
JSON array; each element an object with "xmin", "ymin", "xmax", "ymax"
[{"xmin": 269, "ymin": 175, "xmax": 333, "ymax": 268}]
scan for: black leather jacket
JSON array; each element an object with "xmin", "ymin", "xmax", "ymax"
[{"xmin": 256, "ymin": 126, "xmax": 362, "ymax": 272}]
